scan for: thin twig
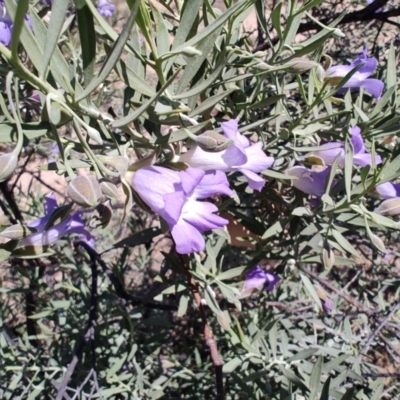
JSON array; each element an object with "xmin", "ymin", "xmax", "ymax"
[
  {"xmin": 299, "ymin": 266, "xmax": 375, "ymax": 317},
  {"xmin": 55, "ymin": 243, "xmax": 99, "ymax": 400},
  {"xmin": 178, "ymin": 255, "xmax": 224, "ymax": 400},
  {"xmin": 359, "ymin": 298, "xmax": 400, "ymax": 359},
  {"xmin": 253, "ymin": 0, "xmax": 395, "ymax": 52}
]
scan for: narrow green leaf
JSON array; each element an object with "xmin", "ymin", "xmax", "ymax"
[
  {"xmin": 40, "ymin": 0, "xmax": 69, "ymax": 79},
  {"xmin": 175, "ymin": 28, "xmax": 221, "ymax": 95},
  {"xmin": 279, "ymin": 365, "xmax": 309, "ymax": 393},
  {"xmin": 319, "ymin": 376, "xmax": 331, "ymax": 400},
  {"xmin": 189, "ymin": 87, "xmax": 238, "ymax": 117},
  {"xmin": 150, "ymin": 2, "xmax": 170, "ymax": 56},
  {"xmin": 271, "ymin": 2, "xmax": 283, "ymax": 41},
  {"xmin": 300, "ymin": 273, "xmax": 322, "ymax": 310},
  {"xmin": 75, "ymin": 0, "xmax": 140, "ymax": 102},
  {"xmin": 310, "ymin": 355, "xmax": 323, "ymax": 399},
  {"xmin": 112, "ymin": 67, "xmax": 182, "ymax": 128},
  {"xmin": 75, "ymin": 0, "xmax": 96, "ymax": 85},
  {"xmin": 331, "ymin": 228, "xmax": 360, "ymax": 257}
]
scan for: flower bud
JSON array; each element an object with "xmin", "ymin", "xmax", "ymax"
[
  {"xmin": 67, "ymin": 175, "xmax": 102, "ymax": 207},
  {"xmin": 282, "ymin": 58, "xmax": 320, "ymax": 74},
  {"xmin": 375, "ymin": 198, "xmax": 400, "ymax": 216},
  {"xmin": 194, "ymin": 130, "xmax": 233, "ymax": 153},
  {"xmin": 0, "ymin": 152, "xmax": 18, "ymax": 183},
  {"xmin": 97, "ymin": 155, "xmax": 129, "ymax": 175},
  {"xmin": 180, "ymin": 46, "xmax": 203, "ymax": 57},
  {"xmin": 86, "ymin": 126, "xmax": 103, "ymax": 145},
  {"xmin": 321, "ymin": 245, "xmax": 335, "ymax": 270},
  {"xmin": 100, "ymin": 181, "xmax": 120, "ymax": 203},
  {"xmin": 0, "ymin": 224, "xmax": 36, "ymax": 240}
]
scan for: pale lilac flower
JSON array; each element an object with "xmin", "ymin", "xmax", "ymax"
[
  {"xmin": 178, "ymin": 119, "xmax": 274, "ymax": 191},
  {"xmin": 312, "ymin": 126, "xmax": 381, "ymax": 167},
  {"xmin": 237, "ymin": 265, "xmax": 280, "ymax": 298},
  {"xmin": 0, "ymin": 2, "xmax": 12, "ymax": 46},
  {"xmin": 374, "ymin": 182, "xmax": 400, "ymax": 216},
  {"xmin": 325, "ymin": 49, "xmax": 384, "ymax": 99},
  {"xmin": 0, "ymin": 1, "xmax": 32, "ymax": 46},
  {"xmin": 322, "ymin": 298, "xmax": 333, "ymax": 313},
  {"xmin": 16, "ymin": 193, "xmax": 95, "ymax": 250},
  {"xmin": 286, "ymin": 166, "xmax": 331, "ymax": 197},
  {"xmin": 131, "ymin": 166, "xmax": 233, "ymax": 254},
  {"xmin": 375, "ymin": 181, "xmax": 400, "ymax": 199},
  {"xmin": 244, "ymin": 266, "xmax": 280, "ymax": 291},
  {"xmin": 98, "ymin": 0, "xmax": 115, "ymax": 17}
]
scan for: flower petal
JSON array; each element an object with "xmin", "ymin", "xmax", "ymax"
[
  {"xmin": 192, "ymin": 170, "xmax": 233, "ymax": 199},
  {"xmin": 182, "ymin": 200, "xmax": 228, "ymax": 232},
  {"xmin": 287, "ymin": 166, "xmax": 330, "ymax": 197},
  {"xmin": 221, "ymin": 119, "xmax": 249, "ymax": 149},
  {"xmin": 179, "ymin": 167, "xmax": 204, "ymax": 195},
  {"xmin": 313, "ymin": 143, "xmax": 344, "ymax": 166},
  {"xmin": 171, "ymin": 220, "xmax": 205, "ymax": 254},
  {"xmin": 360, "ymin": 78, "xmax": 384, "ymax": 99},
  {"xmin": 351, "ymin": 126, "xmax": 364, "ymax": 154},
  {"xmin": 238, "ymin": 169, "xmax": 267, "ymax": 191}
]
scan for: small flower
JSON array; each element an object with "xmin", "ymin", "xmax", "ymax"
[
  {"xmin": 325, "ymin": 49, "xmax": 384, "ymax": 99},
  {"xmin": 286, "ymin": 166, "xmax": 331, "ymax": 197},
  {"xmin": 98, "ymin": 0, "xmax": 115, "ymax": 17},
  {"xmin": 322, "ymin": 298, "xmax": 333, "ymax": 313},
  {"xmin": 238, "ymin": 265, "xmax": 280, "ymax": 298},
  {"xmin": 312, "ymin": 126, "xmax": 381, "ymax": 167},
  {"xmin": 375, "ymin": 181, "xmax": 400, "ymax": 199},
  {"xmin": 131, "ymin": 166, "xmax": 233, "ymax": 254},
  {"xmin": 0, "ymin": 1, "xmax": 32, "ymax": 46},
  {"xmin": 374, "ymin": 182, "xmax": 400, "ymax": 216},
  {"xmin": 14, "ymin": 193, "xmax": 95, "ymax": 253},
  {"xmin": 177, "ymin": 119, "xmax": 274, "ymax": 191}
]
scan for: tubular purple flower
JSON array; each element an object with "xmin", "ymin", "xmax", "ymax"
[
  {"xmin": 16, "ymin": 193, "xmax": 95, "ymax": 250},
  {"xmin": 286, "ymin": 166, "xmax": 331, "ymax": 197},
  {"xmin": 312, "ymin": 126, "xmax": 381, "ymax": 167},
  {"xmin": 237, "ymin": 265, "xmax": 280, "ymax": 298},
  {"xmin": 244, "ymin": 266, "xmax": 280, "ymax": 291},
  {"xmin": 0, "ymin": 1, "xmax": 32, "ymax": 46},
  {"xmin": 131, "ymin": 166, "xmax": 233, "ymax": 254},
  {"xmin": 375, "ymin": 182, "xmax": 400, "ymax": 199},
  {"xmin": 325, "ymin": 49, "xmax": 384, "ymax": 99},
  {"xmin": 98, "ymin": 0, "xmax": 115, "ymax": 17},
  {"xmin": 178, "ymin": 119, "xmax": 274, "ymax": 191}
]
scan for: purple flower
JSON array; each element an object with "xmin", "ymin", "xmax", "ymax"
[
  {"xmin": 375, "ymin": 181, "xmax": 400, "ymax": 199},
  {"xmin": 238, "ymin": 266, "xmax": 280, "ymax": 298},
  {"xmin": 0, "ymin": 2, "xmax": 12, "ymax": 46},
  {"xmin": 286, "ymin": 166, "xmax": 331, "ymax": 197},
  {"xmin": 322, "ymin": 298, "xmax": 333, "ymax": 313},
  {"xmin": 98, "ymin": 0, "xmax": 115, "ymax": 17},
  {"xmin": 312, "ymin": 126, "xmax": 381, "ymax": 167},
  {"xmin": 15, "ymin": 193, "xmax": 95, "ymax": 250},
  {"xmin": 0, "ymin": 1, "xmax": 32, "ymax": 46},
  {"xmin": 131, "ymin": 166, "xmax": 233, "ymax": 254},
  {"xmin": 178, "ymin": 119, "xmax": 274, "ymax": 191},
  {"xmin": 325, "ymin": 49, "xmax": 384, "ymax": 99}
]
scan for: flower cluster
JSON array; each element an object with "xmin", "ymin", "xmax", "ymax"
[{"xmin": 131, "ymin": 119, "xmax": 274, "ymax": 254}]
